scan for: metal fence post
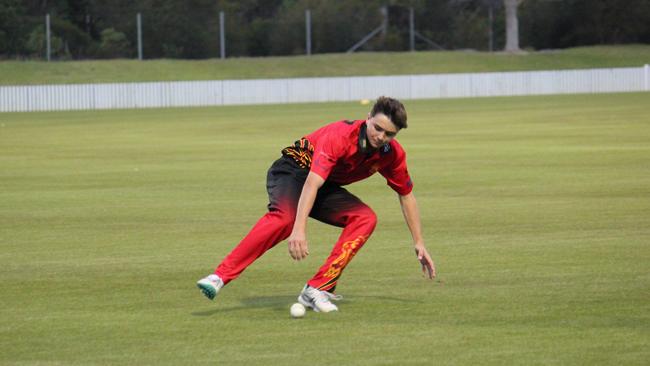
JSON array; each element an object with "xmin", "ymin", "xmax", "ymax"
[
  {"xmin": 409, "ymin": 8, "xmax": 415, "ymax": 52},
  {"xmin": 347, "ymin": 7, "xmax": 388, "ymax": 53},
  {"xmin": 46, "ymin": 14, "xmax": 51, "ymax": 61},
  {"xmin": 488, "ymin": 6, "xmax": 494, "ymax": 52},
  {"xmin": 219, "ymin": 11, "xmax": 226, "ymax": 59},
  {"xmin": 305, "ymin": 9, "xmax": 312, "ymax": 56},
  {"xmin": 137, "ymin": 13, "xmax": 143, "ymax": 60}
]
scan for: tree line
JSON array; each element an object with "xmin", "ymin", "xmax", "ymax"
[{"xmin": 1, "ymin": 0, "xmax": 649, "ymax": 60}]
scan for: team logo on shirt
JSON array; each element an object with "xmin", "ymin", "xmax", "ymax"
[{"xmin": 314, "ymin": 154, "xmax": 329, "ymax": 170}]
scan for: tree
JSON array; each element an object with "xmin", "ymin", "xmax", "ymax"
[
  {"xmin": 504, "ymin": 0, "xmax": 523, "ymax": 52},
  {"xmin": 0, "ymin": 0, "xmax": 28, "ymax": 56},
  {"xmin": 96, "ymin": 28, "xmax": 130, "ymax": 58},
  {"xmin": 2, "ymin": 0, "xmax": 649, "ymax": 58}
]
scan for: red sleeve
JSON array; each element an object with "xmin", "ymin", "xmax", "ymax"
[
  {"xmin": 379, "ymin": 147, "xmax": 413, "ymax": 195},
  {"xmin": 309, "ymin": 133, "xmax": 346, "ymax": 180}
]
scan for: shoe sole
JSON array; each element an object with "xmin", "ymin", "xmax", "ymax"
[{"xmin": 197, "ymin": 281, "xmax": 217, "ymax": 300}]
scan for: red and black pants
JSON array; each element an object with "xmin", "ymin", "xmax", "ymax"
[{"xmin": 214, "ymin": 156, "xmax": 377, "ymax": 292}]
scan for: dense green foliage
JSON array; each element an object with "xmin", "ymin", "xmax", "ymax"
[
  {"xmin": 1, "ymin": 0, "xmax": 649, "ymax": 59},
  {"xmin": 1, "ymin": 93, "xmax": 649, "ymax": 364},
  {"xmin": 1, "ymin": 45, "xmax": 649, "ymax": 85}
]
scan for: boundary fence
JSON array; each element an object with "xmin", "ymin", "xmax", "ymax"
[{"xmin": 1, "ymin": 65, "xmax": 648, "ymax": 112}]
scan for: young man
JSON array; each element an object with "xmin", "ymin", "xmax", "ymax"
[{"xmin": 197, "ymin": 96, "xmax": 435, "ymax": 312}]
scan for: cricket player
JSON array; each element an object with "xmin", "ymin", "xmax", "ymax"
[{"xmin": 197, "ymin": 96, "xmax": 436, "ymax": 312}]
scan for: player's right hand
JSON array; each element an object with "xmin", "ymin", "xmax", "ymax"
[{"xmin": 288, "ymin": 232, "xmax": 309, "ymax": 261}]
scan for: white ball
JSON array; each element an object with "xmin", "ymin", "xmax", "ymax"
[{"xmin": 290, "ymin": 303, "xmax": 306, "ymax": 318}]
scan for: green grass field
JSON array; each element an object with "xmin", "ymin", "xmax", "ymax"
[
  {"xmin": 1, "ymin": 93, "xmax": 649, "ymax": 365},
  {"xmin": 1, "ymin": 45, "xmax": 650, "ymax": 85}
]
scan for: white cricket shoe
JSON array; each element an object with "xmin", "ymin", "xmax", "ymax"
[
  {"xmin": 196, "ymin": 274, "xmax": 224, "ymax": 300},
  {"xmin": 298, "ymin": 285, "xmax": 341, "ymax": 313}
]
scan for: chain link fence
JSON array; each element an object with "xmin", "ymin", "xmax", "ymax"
[{"xmin": 19, "ymin": 5, "xmax": 503, "ymax": 61}]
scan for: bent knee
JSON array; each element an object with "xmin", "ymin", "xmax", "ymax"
[{"xmin": 353, "ymin": 206, "xmax": 377, "ymax": 229}]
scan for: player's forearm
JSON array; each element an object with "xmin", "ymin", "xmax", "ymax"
[
  {"xmin": 292, "ymin": 188, "xmax": 316, "ymax": 233},
  {"xmin": 399, "ymin": 192, "xmax": 424, "ymax": 245},
  {"xmin": 292, "ymin": 172, "xmax": 324, "ymax": 233}
]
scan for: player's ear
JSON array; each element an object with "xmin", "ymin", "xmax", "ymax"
[{"xmin": 367, "ymin": 112, "xmax": 371, "ymax": 120}]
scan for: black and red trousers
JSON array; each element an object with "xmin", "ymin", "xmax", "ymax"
[{"xmin": 214, "ymin": 156, "xmax": 377, "ymax": 292}]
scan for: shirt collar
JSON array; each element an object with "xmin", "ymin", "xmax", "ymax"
[
  {"xmin": 358, "ymin": 122, "xmax": 372, "ymax": 155},
  {"xmin": 359, "ymin": 121, "xmax": 391, "ymax": 156}
]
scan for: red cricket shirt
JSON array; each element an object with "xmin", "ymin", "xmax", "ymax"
[{"xmin": 304, "ymin": 119, "xmax": 413, "ymax": 195}]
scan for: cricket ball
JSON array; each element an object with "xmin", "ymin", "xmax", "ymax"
[{"xmin": 290, "ymin": 303, "xmax": 306, "ymax": 318}]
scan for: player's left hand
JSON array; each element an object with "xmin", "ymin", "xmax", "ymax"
[{"xmin": 414, "ymin": 244, "xmax": 436, "ymax": 279}]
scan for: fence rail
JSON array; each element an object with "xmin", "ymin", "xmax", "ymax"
[{"xmin": 1, "ymin": 65, "xmax": 648, "ymax": 113}]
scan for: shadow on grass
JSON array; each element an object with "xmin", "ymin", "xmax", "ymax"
[
  {"xmin": 191, "ymin": 294, "xmax": 422, "ymax": 316},
  {"xmin": 192, "ymin": 296, "xmax": 294, "ymax": 316}
]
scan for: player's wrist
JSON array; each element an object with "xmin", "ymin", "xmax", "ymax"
[{"xmin": 290, "ymin": 226, "xmax": 306, "ymax": 237}]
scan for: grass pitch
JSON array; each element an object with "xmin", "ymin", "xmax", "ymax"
[
  {"xmin": 1, "ymin": 93, "xmax": 649, "ymax": 365},
  {"xmin": 1, "ymin": 45, "xmax": 649, "ymax": 85}
]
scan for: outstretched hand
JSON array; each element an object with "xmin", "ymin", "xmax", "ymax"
[
  {"xmin": 415, "ymin": 244, "xmax": 436, "ymax": 279},
  {"xmin": 288, "ymin": 232, "xmax": 309, "ymax": 261}
]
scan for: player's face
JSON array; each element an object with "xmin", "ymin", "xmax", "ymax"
[{"xmin": 366, "ymin": 113, "xmax": 399, "ymax": 148}]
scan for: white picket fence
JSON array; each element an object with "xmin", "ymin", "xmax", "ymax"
[{"xmin": 1, "ymin": 65, "xmax": 648, "ymax": 112}]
